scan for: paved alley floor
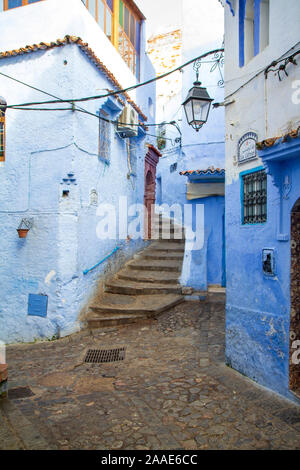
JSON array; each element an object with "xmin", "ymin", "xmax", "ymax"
[{"xmin": 1, "ymin": 301, "xmax": 300, "ymax": 450}]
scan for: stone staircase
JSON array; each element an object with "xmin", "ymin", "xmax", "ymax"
[{"xmin": 87, "ymin": 216, "xmax": 185, "ymax": 328}]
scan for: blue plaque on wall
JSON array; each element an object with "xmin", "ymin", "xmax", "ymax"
[
  {"xmin": 238, "ymin": 132, "xmax": 258, "ymax": 165},
  {"xmin": 28, "ymin": 294, "xmax": 48, "ymax": 317}
]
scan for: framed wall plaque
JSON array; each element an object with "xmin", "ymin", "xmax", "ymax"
[{"xmin": 238, "ymin": 132, "xmax": 258, "ymax": 164}]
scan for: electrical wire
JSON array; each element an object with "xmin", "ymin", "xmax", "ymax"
[
  {"xmin": 8, "ymin": 104, "xmax": 179, "ymax": 136},
  {"xmin": 5, "ymin": 48, "xmax": 224, "ymax": 109},
  {"xmin": 224, "ymin": 44, "xmax": 300, "ymax": 101},
  {"xmin": 4, "ymin": 43, "xmax": 298, "ymax": 124},
  {"xmin": 160, "ymin": 140, "xmax": 225, "ymax": 157},
  {"xmin": 0, "ymin": 70, "xmax": 110, "ymax": 122}
]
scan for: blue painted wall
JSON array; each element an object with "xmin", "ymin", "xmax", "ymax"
[
  {"xmin": 225, "ymin": 149, "xmax": 300, "ymax": 403},
  {"xmin": 179, "ymin": 193, "xmax": 225, "ymax": 291},
  {"xmin": 155, "ymin": 38, "xmax": 225, "ymax": 291},
  {"xmin": 0, "ymin": 7, "xmax": 156, "ymax": 343}
]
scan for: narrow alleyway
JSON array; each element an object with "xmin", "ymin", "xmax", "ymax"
[{"xmin": 1, "ymin": 300, "xmax": 300, "ymax": 450}]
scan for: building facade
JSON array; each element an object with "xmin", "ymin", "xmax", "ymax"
[
  {"xmin": 0, "ymin": 0, "xmax": 157, "ymax": 343},
  {"xmin": 221, "ymin": 0, "xmax": 300, "ymax": 402}
]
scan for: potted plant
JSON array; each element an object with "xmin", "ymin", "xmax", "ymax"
[{"xmin": 17, "ymin": 218, "xmax": 33, "ymax": 238}]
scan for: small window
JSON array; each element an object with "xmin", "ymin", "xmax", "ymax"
[
  {"xmin": 259, "ymin": 0, "xmax": 269, "ymax": 52},
  {"xmin": 244, "ymin": 0, "xmax": 255, "ymax": 64},
  {"xmin": 83, "ymin": 0, "xmax": 113, "ymax": 42},
  {"xmin": 242, "ymin": 169, "xmax": 267, "ymax": 224},
  {"xmin": 239, "ymin": 0, "xmax": 270, "ymax": 67},
  {"xmin": 148, "ymin": 97, "xmax": 154, "ymax": 118},
  {"xmin": 0, "ymin": 99, "xmax": 6, "ymax": 162},
  {"xmin": 99, "ymin": 110, "xmax": 111, "ymax": 162}
]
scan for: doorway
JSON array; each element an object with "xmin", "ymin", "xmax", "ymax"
[
  {"xmin": 144, "ymin": 145, "xmax": 161, "ymax": 239},
  {"xmin": 290, "ymin": 198, "xmax": 300, "ymax": 397}
]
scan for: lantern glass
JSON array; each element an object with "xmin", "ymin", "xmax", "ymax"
[
  {"xmin": 194, "ymin": 100, "xmax": 210, "ymax": 122},
  {"xmin": 183, "ymin": 83, "xmax": 213, "ymax": 131},
  {"xmin": 184, "ymin": 100, "xmax": 193, "ymax": 125}
]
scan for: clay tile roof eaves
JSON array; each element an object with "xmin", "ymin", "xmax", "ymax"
[
  {"xmin": 0, "ymin": 35, "xmax": 147, "ymax": 122},
  {"xmin": 179, "ymin": 167, "xmax": 225, "ymax": 176},
  {"xmin": 256, "ymin": 126, "xmax": 300, "ymax": 150},
  {"xmin": 147, "ymin": 144, "xmax": 162, "ymax": 157}
]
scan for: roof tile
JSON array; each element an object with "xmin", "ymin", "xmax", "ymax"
[
  {"xmin": 180, "ymin": 167, "xmax": 225, "ymax": 176},
  {"xmin": 256, "ymin": 127, "xmax": 300, "ymax": 150},
  {"xmin": 0, "ymin": 35, "xmax": 147, "ymax": 121}
]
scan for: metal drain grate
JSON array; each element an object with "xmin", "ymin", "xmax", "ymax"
[
  {"xmin": 84, "ymin": 347, "xmax": 126, "ymax": 363},
  {"xmin": 9, "ymin": 386, "xmax": 35, "ymax": 400}
]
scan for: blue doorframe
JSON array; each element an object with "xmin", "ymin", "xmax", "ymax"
[{"xmin": 222, "ymin": 211, "xmax": 226, "ymax": 287}]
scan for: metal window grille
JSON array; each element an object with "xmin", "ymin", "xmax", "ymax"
[
  {"xmin": 99, "ymin": 110, "xmax": 111, "ymax": 162},
  {"xmin": 242, "ymin": 169, "xmax": 267, "ymax": 224}
]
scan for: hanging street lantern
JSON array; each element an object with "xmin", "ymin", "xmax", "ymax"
[{"xmin": 182, "ymin": 59, "xmax": 214, "ymax": 132}]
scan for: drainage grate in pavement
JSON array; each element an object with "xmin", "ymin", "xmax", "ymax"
[
  {"xmin": 8, "ymin": 386, "xmax": 35, "ymax": 400},
  {"xmin": 84, "ymin": 347, "xmax": 126, "ymax": 363}
]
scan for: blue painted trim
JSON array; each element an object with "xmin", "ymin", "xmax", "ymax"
[
  {"xmin": 226, "ymin": 0, "xmax": 235, "ymax": 16},
  {"xmin": 257, "ymin": 134, "xmax": 300, "ymax": 163},
  {"xmin": 239, "ymin": 165, "xmax": 265, "ymax": 224},
  {"xmin": 254, "ymin": 0, "xmax": 261, "ymax": 56},
  {"xmin": 239, "ymin": 165, "xmax": 264, "ymax": 177},
  {"xmin": 187, "ymin": 177, "xmax": 225, "ymax": 183},
  {"xmin": 239, "ymin": 0, "xmax": 247, "ymax": 67},
  {"xmin": 222, "ymin": 212, "xmax": 226, "ymax": 287},
  {"xmin": 83, "ymin": 246, "xmax": 120, "ymax": 275},
  {"xmin": 239, "ymin": 0, "xmax": 261, "ymax": 66}
]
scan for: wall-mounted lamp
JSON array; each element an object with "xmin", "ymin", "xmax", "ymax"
[
  {"xmin": 17, "ymin": 218, "xmax": 33, "ymax": 238},
  {"xmin": 182, "ymin": 60, "xmax": 213, "ymax": 132}
]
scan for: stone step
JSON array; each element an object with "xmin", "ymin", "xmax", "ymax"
[
  {"xmin": 139, "ymin": 251, "xmax": 184, "ymax": 261},
  {"xmin": 152, "ymin": 227, "xmax": 185, "ymax": 239},
  {"xmin": 207, "ymin": 287, "xmax": 226, "ymax": 303},
  {"xmin": 89, "ymin": 293, "xmax": 183, "ymax": 317},
  {"xmin": 150, "ymin": 236, "xmax": 185, "ymax": 242},
  {"xmin": 117, "ymin": 268, "xmax": 181, "ymax": 284},
  {"xmin": 148, "ymin": 242, "xmax": 185, "ymax": 253},
  {"xmin": 105, "ymin": 278, "xmax": 182, "ymax": 295},
  {"xmin": 127, "ymin": 259, "xmax": 181, "ymax": 272},
  {"xmin": 152, "ymin": 224, "xmax": 184, "ymax": 232},
  {"xmin": 87, "ymin": 314, "xmax": 147, "ymax": 328}
]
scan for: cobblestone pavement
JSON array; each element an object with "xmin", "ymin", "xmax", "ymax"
[{"xmin": 1, "ymin": 301, "xmax": 300, "ymax": 450}]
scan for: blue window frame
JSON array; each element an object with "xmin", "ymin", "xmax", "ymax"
[
  {"xmin": 240, "ymin": 166, "xmax": 267, "ymax": 224},
  {"xmin": 239, "ymin": 0, "xmax": 269, "ymax": 67}
]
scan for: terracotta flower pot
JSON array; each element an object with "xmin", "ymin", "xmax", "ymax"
[{"xmin": 17, "ymin": 228, "xmax": 29, "ymax": 238}]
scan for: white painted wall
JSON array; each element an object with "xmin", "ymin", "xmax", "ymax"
[
  {"xmin": 0, "ymin": 0, "xmax": 139, "ymax": 103},
  {"xmin": 224, "ymin": 0, "xmax": 300, "ymax": 185},
  {"xmin": 0, "ymin": 0, "xmax": 157, "ymax": 343}
]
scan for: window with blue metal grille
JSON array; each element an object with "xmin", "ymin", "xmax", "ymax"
[{"xmin": 242, "ymin": 169, "xmax": 267, "ymax": 224}]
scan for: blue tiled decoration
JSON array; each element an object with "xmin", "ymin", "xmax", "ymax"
[{"xmin": 60, "ymin": 172, "xmax": 77, "ymax": 186}]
